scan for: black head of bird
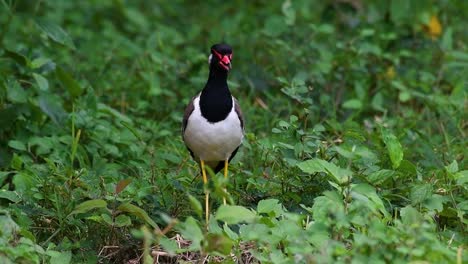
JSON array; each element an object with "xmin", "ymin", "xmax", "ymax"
[{"xmin": 208, "ymin": 43, "xmax": 233, "ymax": 71}]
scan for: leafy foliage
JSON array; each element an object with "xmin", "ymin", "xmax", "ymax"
[{"xmin": 0, "ymin": 0, "xmax": 467, "ymax": 263}]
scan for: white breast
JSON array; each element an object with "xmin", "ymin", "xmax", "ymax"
[{"xmin": 184, "ymin": 96, "xmax": 243, "ymax": 161}]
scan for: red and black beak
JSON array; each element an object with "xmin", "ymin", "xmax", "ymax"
[{"xmin": 212, "ymin": 49, "xmax": 232, "ymax": 70}]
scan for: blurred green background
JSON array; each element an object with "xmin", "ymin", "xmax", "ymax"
[{"xmin": 0, "ymin": 0, "xmax": 466, "ymax": 263}]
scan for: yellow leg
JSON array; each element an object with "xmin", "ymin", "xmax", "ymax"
[
  {"xmin": 223, "ymin": 159, "xmax": 228, "ymax": 205},
  {"xmin": 201, "ymin": 160, "xmax": 209, "ymax": 222}
]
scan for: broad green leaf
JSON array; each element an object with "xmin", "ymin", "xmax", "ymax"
[
  {"xmin": 8, "ymin": 140, "xmax": 26, "ymax": 151},
  {"xmin": 343, "ymin": 99, "xmax": 362, "ymax": 109},
  {"xmin": 70, "ymin": 199, "xmax": 107, "ymax": 215},
  {"xmin": 114, "ymin": 215, "xmax": 132, "ymax": 227},
  {"xmin": 0, "ymin": 172, "xmax": 11, "ymax": 184},
  {"xmin": 48, "ymin": 250, "xmax": 72, "ymax": 264},
  {"xmin": 36, "ymin": 19, "xmax": 76, "ymax": 50},
  {"xmin": 352, "ymin": 184, "xmax": 390, "ymax": 218},
  {"xmin": 311, "ymin": 191, "xmax": 344, "ymax": 222},
  {"xmin": 410, "ymin": 184, "xmax": 432, "ymax": 205},
  {"xmin": 315, "ymin": 24, "xmax": 335, "ymax": 34},
  {"xmin": 297, "ymin": 158, "xmax": 352, "ymax": 184},
  {"xmin": 179, "ymin": 217, "xmax": 203, "ymax": 250},
  {"xmin": 159, "ymin": 236, "xmax": 179, "ymax": 254},
  {"xmin": 13, "ymin": 171, "xmax": 38, "ymax": 192},
  {"xmin": 101, "ymin": 213, "xmax": 113, "ymax": 225},
  {"xmin": 424, "ymin": 194, "xmax": 446, "ymax": 212},
  {"xmin": 398, "ymin": 91, "xmax": 411, "ymax": 102},
  {"xmin": 10, "ymin": 154, "xmax": 23, "ymax": 170},
  {"xmin": 367, "ymin": 169, "xmax": 395, "ymax": 185},
  {"xmin": 257, "ymin": 199, "xmax": 283, "ymax": 217},
  {"xmin": 55, "ymin": 67, "xmax": 83, "ymax": 97},
  {"xmin": 33, "ymin": 73, "xmax": 49, "ymax": 91},
  {"xmin": 398, "ymin": 160, "xmax": 417, "ymax": 176},
  {"xmin": 215, "ymin": 205, "xmax": 256, "ymax": 224},
  {"xmin": 187, "ymin": 193, "xmax": 203, "ymax": 218},
  {"xmin": 454, "ymin": 170, "xmax": 468, "ymax": 185},
  {"xmin": 380, "ymin": 127, "xmax": 403, "ymax": 169},
  {"xmin": 204, "ymin": 233, "xmax": 233, "ymax": 255},
  {"xmin": 38, "ymin": 94, "xmax": 66, "ymax": 124},
  {"xmin": 3, "ymin": 49, "xmax": 29, "ymax": 66},
  {"xmin": 223, "ymin": 223, "xmax": 239, "ymax": 240},
  {"xmin": 117, "ymin": 203, "xmax": 158, "ymax": 228},
  {"xmin": 400, "ymin": 206, "xmax": 422, "ymax": 226},
  {"xmin": 445, "ymin": 160, "xmax": 458, "ymax": 174},
  {"xmin": 6, "ymin": 79, "xmax": 27, "ymax": 103},
  {"xmin": 0, "ymin": 190, "xmax": 21, "ymax": 203},
  {"xmin": 31, "ymin": 57, "xmax": 52, "ymax": 69}
]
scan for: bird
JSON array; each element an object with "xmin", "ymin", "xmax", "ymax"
[{"xmin": 182, "ymin": 43, "xmax": 244, "ymax": 222}]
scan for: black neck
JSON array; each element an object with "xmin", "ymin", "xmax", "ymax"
[{"xmin": 199, "ymin": 66, "xmax": 232, "ymax": 123}]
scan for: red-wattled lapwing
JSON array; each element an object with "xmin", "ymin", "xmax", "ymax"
[{"xmin": 182, "ymin": 43, "xmax": 244, "ymax": 222}]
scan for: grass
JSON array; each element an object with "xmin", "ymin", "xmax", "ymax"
[{"xmin": 0, "ymin": 0, "xmax": 467, "ymax": 263}]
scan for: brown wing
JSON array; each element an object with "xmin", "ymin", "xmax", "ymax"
[
  {"xmin": 182, "ymin": 95, "xmax": 198, "ymax": 136},
  {"xmin": 182, "ymin": 95, "xmax": 198, "ymax": 159},
  {"xmin": 233, "ymin": 97, "xmax": 244, "ymax": 131}
]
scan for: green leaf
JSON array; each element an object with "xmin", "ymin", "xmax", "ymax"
[
  {"xmin": 10, "ymin": 154, "xmax": 23, "ymax": 170},
  {"xmin": 114, "ymin": 215, "xmax": 132, "ymax": 227},
  {"xmin": 223, "ymin": 223, "xmax": 239, "ymax": 240},
  {"xmin": 342, "ymin": 99, "xmax": 362, "ymax": 109},
  {"xmin": 33, "ymin": 73, "xmax": 49, "ymax": 91},
  {"xmin": 352, "ymin": 183, "xmax": 390, "ymax": 218},
  {"xmin": 215, "ymin": 205, "xmax": 256, "ymax": 224},
  {"xmin": 101, "ymin": 213, "xmax": 113, "ymax": 225},
  {"xmin": 6, "ymin": 79, "xmax": 27, "ymax": 103},
  {"xmin": 257, "ymin": 199, "xmax": 283, "ymax": 217},
  {"xmin": 38, "ymin": 94, "xmax": 66, "ymax": 124},
  {"xmin": 0, "ymin": 172, "xmax": 11, "ymax": 185},
  {"xmin": 3, "ymin": 49, "xmax": 29, "ymax": 66},
  {"xmin": 55, "ymin": 67, "xmax": 83, "ymax": 98},
  {"xmin": 410, "ymin": 184, "xmax": 432, "ymax": 205},
  {"xmin": 179, "ymin": 217, "xmax": 203, "ymax": 250},
  {"xmin": 297, "ymin": 158, "xmax": 352, "ymax": 184},
  {"xmin": 398, "ymin": 91, "xmax": 411, "ymax": 102},
  {"xmin": 48, "ymin": 250, "xmax": 72, "ymax": 264},
  {"xmin": 70, "ymin": 199, "xmax": 107, "ymax": 215},
  {"xmin": 400, "ymin": 206, "xmax": 422, "ymax": 226},
  {"xmin": 380, "ymin": 127, "xmax": 403, "ymax": 169},
  {"xmin": 8, "ymin": 140, "xmax": 26, "ymax": 151},
  {"xmin": 204, "ymin": 233, "xmax": 233, "ymax": 255},
  {"xmin": 117, "ymin": 203, "xmax": 158, "ymax": 228},
  {"xmin": 454, "ymin": 170, "xmax": 468, "ymax": 185},
  {"xmin": 35, "ymin": 19, "xmax": 76, "ymax": 50},
  {"xmin": 367, "ymin": 169, "xmax": 395, "ymax": 185},
  {"xmin": 445, "ymin": 160, "xmax": 458, "ymax": 174},
  {"xmin": 311, "ymin": 191, "xmax": 344, "ymax": 222},
  {"xmin": 159, "ymin": 236, "xmax": 179, "ymax": 254},
  {"xmin": 187, "ymin": 193, "xmax": 203, "ymax": 219},
  {"xmin": 13, "ymin": 171, "xmax": 38, "ymax": 192},
  {"xmin": 424, "ymin": 194, "xmax": 446, "ymax": 212},
  {"xmin": 30, "ymin": 57, "xmax": 52, "ymax": 69},
  {"xmin": 0, "ymin": 190, "xmax": 21, "ymax": 203}
]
